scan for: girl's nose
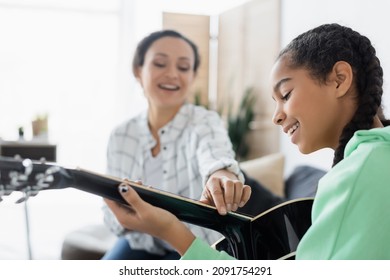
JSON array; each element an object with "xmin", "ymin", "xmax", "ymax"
[{"xmin": 272, "ymin": 106, "xmax": 286, "ymax": 125}]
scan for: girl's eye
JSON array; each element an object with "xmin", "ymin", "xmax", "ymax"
[{"xmin": 281, "ymin": 91, "xmax": 291, "ymax": 101}]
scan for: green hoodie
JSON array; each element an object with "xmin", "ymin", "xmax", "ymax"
[
  {"xmin": 182, "ymin": 126, "xmax": 390, "ymax": 260},
  {"xmin": 296, "ymin": 126, "xmax": 390, "ymax": 259}
]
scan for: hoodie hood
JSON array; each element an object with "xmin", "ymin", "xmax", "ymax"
[{"xmin": 344, "ymin": 126, "xmax": 390, "ymax": 158}]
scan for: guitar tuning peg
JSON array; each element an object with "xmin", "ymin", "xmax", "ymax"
[
  {"xmin": 45, "ymin": 166, "xmax": 60, "ymax": 175},
  {"xmin": 33, "ymin": 172, "xmax": 52, "ymax": 191},
  {"xmin": 14, "ymin": 154, "xmax": 22, "ymax": 161},
  {"xmin": 22, "ymin": 158, "xmax": 33, "ymax": 176},
  {"xmin": 44, "ymin": 174, "xmax": 54, "ymax": 183}
]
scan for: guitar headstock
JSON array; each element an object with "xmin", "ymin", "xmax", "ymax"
[{"xmin": 0, "ymin": 156, "xmax": 71, "ymax": 203}]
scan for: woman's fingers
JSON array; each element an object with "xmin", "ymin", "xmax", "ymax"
[
  {"xmin": 240, "ymin": 185, "xmax": 252, "ymax": 207},
  {"xmin": 202, "ymin": 176, "xmax": 251, "ymax": 215},
  {"xmin": 204, "ymin": 178, "xmax": 227, "ymax": 215}
]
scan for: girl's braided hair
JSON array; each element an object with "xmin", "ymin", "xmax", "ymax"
[{"xmin": 278, "ymin": 23, "xmax": 389, "ymax": 166}]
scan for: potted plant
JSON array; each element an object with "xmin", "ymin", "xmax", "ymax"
[{"xmin": 225, "ymin": 87, "xmax": 256, "ymax": 161}]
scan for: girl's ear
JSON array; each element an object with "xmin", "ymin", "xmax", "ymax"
[{"xmin": 332, "ymin": 61, "xmax": 353, "ymax": 98}]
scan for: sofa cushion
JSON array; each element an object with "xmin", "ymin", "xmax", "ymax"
[
  {"xmin": 239, "ymin": 171, "xmax": 284, "ymax": 216},
  {"xmin": 285, "ymin": 165, "xmax": 327, "ymax": 199},
  {"xmin": 239, "ymin": 153, "xmax": 285, "ymax": 197}
]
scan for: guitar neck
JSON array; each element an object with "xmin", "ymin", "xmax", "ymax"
[
  {"xmin": 0, "ymin": 156, "xmax": 259, "ymax": 259},
  {"xmin": 68, "ymin": 168, "xmax": 251, "ymax": 237},
  {"xmin": 1, "ymin": 156, "xmax": 313, "ymax": 260}
]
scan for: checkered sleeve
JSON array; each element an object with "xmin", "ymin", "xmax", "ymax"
[{"xmin": 193, "ymin": 109, "xmax": 244, "ymax": 185}]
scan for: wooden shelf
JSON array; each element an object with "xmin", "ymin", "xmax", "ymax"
[{"xmin": 0, "ymin": 141, "xmax": 57, "ymax": 162}]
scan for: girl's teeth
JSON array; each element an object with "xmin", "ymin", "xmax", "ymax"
[{"xmin": 288, "ymin": 123, "xmax": 299, "ymax": 136}]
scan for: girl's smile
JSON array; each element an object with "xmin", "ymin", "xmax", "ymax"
[{"xmin": 271, "ymin": 56, "xmax": 357, "ymax": 154}]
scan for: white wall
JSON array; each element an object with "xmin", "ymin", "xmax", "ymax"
[{"xmin": 280, "ymin": 0, "xmax": 390, "ymax": 175}]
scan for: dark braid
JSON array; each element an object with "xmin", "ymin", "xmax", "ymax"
[{"xmin": 278, "ymin": 23, "xmax": 388, "ymax": 166}]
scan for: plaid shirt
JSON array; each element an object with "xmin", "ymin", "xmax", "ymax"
[{"xmin": 102, "ymin": 103, "xmax": 243, "ymax": 255}]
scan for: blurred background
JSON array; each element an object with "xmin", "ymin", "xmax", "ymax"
[{"xmin": 1, "ymin": 0, "xmax": 389, "ymax": 259}]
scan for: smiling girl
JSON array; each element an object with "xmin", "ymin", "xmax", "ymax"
[{"xmin": 105, "ymin": 24, "xmax": 390, "ymax": 259}]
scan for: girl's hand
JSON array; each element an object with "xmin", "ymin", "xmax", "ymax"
[
  {"xmin": 200, "ymin": 170, "xmax": 251, "ymax": 215},
  {"xmin": 104, "ymin": 181, "xmax": 195, "ymax": 255}
]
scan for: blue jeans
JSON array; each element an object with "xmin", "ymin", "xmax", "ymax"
[{"xmin": 101, "ymin": 237, "xmax": 180, "ymax": 260}]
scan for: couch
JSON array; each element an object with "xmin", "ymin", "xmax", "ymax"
[{"xmin": 60, "ymin": 153, "xmax": 326, "ymax": 259}]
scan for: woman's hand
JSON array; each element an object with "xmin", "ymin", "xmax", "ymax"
[
  {"xmin": 104, "ymin": 181, "xmax": 196, "ymax": 256},
  {"xmin": 200, "ymin": 170, "xmax": 251, "ymax": 215}
]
